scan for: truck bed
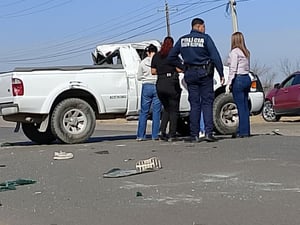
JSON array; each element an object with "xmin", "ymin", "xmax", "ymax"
[{"xmin": 13, "ymin": 64, "xmax": 123, "ymax": 72}]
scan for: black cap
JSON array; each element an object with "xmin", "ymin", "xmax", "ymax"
[{"xmin": 191, "ymin": 18, "xmax": 204, "ymax": 27}]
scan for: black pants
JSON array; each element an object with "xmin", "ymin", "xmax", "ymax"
[{"xmin": 156, "ymin": 74, "xmax": 181, "ymax": 137}]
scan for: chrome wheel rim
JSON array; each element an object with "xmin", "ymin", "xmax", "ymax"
[
  {"xmin": 63, "ymin": 109, "xmax": 87, "ymax": 134},
  {"xmin": 220, "ymin": 102, "xmax": 239, "ymax": 127},
  {"xmin": 263, "ymin": 101, "xmax": 276, "ymax": 121}
]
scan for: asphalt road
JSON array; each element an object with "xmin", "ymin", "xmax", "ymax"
[{"xmin": 0, "ymin": 116, "xmax": 300, "ymax": 225}]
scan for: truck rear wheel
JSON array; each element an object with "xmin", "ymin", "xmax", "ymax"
[
  {"xmin": 51, "ymin": 98, "xmax": 96, "ymax": 144},
  {"xmin": 213, "ymin": 93, "xmax": 238, "ymax": 135},
  {"xmin": 22, "ymin": 123, "xmax": 56, "ymax": 144}
]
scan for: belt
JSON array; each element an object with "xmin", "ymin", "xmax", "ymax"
[
  {"xmin": 158, "ymin": 72, "xmax": 178, "ymax": 78},
  {"xmin": 236, "ymin": 73, "xmax": 249, "ymax": 76},
  {"xmin": 185, "ymin": 64, "xmax": 206, "ymax": 70}
]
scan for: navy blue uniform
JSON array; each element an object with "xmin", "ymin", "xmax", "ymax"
[{"xmin": 168, "ymin": 29, "xmax": 224, "ymax": 139}]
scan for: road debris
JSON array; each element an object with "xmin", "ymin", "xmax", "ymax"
[
  {"xmin": 272, "ymin": 129, "xmax": 283, "ymax": 136},
  {"xmin": 0, "ymin": 142, "xmax": 14, "ymax": 147},
  {"xmin": 103, "ymin": 157, "xmax": 162, "ymax": 178},
  {"xmin": 0, "ymin": 178, "xmax": 36, "ymax": 192},
  {"xmin": 94, "ymin": 150, "xmax": 109, "ymax": 154},
  {"xmin": 53, "ymin": 151, "xmax": 74, "ymax": 160},
  {"xmin": 135, "ymin": 156, "xmax": 162, "ymax": 172},
  {"xmin": 136, "ymin": 191, "xmax": 143, "ymax": 197}
]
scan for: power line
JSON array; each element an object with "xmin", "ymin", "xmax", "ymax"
[
  {"xmin": 0, "ymin": 0, "xmax": 71, "ymax": 18},
  {"xmin": 0, "ymin": 0, "xmax": 26, "ymax": 8},
  {"xmin": 1, "ymin": 1, "xmax": 161, "ymax": 59},
  {"xmin": 0, "ymin": 1, "xmax": 235, "ymax": 64}
]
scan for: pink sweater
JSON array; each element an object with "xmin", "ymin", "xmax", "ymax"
[{"xmin": 227, "ymin": 47, "xmax": 250, "ymax": 85}]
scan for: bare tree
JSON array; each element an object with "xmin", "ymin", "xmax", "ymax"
[
  {"xmin": 279, "ymin": 58, "xmax": 300, "ymax": 77},
  {"xmin": 251, "ymin": 60, "xmax": 277, "ymax": 91}
]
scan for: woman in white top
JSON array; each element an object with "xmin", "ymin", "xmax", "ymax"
[
  {"xmin": 136, "ymin": 44, "xmax": 161, "ymax": 141},
  {"xmin": 226, "ymin": 32, "xmax": 251, "ymax": 138}
]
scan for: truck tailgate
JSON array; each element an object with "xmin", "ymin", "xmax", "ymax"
[{"xmin": 0, "ymin": 72, "xmax": 14, "ymax": 103}]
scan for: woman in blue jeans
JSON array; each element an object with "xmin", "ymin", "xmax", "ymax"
[
  {"xmin": 226, "ymin": 32, "xmax": 251, "ymax": 138},
  {"xmin": 136, "ymin": 44, "xmax": 161, "ymax": 141}
]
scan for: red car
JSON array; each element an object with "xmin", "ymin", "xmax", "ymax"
[{"xmin": 262, "ymin": 71, "xmax": 300, "ymax": 122}]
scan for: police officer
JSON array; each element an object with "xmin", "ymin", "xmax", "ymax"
[{"xmin": 168, "ymin": 18, "xmax": 225, "ymax": 142}]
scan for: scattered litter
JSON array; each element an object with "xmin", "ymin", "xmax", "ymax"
[
  {"xmin": 135, "ymin": 156, "xmax": 162, "ymax": 172},
  {"xmin": 0, "ymin": 142, "xmax": 14, "ymax": 147},
  {"xmin": 53, "ymin": 151, "xmax": 74, "ymax": 160},
  {"xmin": 116, "ymin": 144, "xmax": 126, "ymax": 147},
  {"xmin": 103, "ymin": 168, "xmax": 147, "ymax": 178},
  {"xmin": 136, "ymin": 191, "xmax": 143, "ymax": 197},
  {"xmin": 0, "ymin": 178, "xmax": 36, "ymax": 192},
  {"xmin": 103, "ymin": 157, "xmax": 162, "ymax": 178},
  {"xmin": 124, "ymin": 158, "xmax": 134, "ymax": 162},
  {"xmin": 192, "ymin": 222, "xmax": 204, "ymax": 225},
  {"xmin": 272, "ymin": 129, "xmax": 282, "ymax": 136},
  {"xmin": 95, "ymin": 150, "xmax": 109, "ymax": 155}
]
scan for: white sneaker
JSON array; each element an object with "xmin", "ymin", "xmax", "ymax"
[
  {"xmin": 135, "ymin": 157, "xmax": 162, "ymax": 173},
  {"xmin": 199, "ymin": 131, "xmax": 205, "ymax": 138},
  {"xmin": 53, "ymin": 151, "xmax": 74, "ymax": 160}
]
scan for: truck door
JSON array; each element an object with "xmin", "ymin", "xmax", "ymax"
[{"xmin": 120, "ymin": 46, "xmax": 141, "ymax": 116}]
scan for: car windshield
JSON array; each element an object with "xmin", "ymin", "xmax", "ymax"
[{"xmin": 282, "ymin": 76, "xmax": 294, "ymax": 88}]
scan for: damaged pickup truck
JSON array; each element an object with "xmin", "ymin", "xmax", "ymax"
[{"xmin": 0, "ymin": 40, "xmax": 264, "ymax": 144}]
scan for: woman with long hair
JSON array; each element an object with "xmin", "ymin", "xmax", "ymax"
[
  {"xmin": 151, "ymin": 36, "xmax": 183, "ymax": 141},
  {"xmin": 226, "ymin": 31, "xmax": 251, "ymax": 138}
]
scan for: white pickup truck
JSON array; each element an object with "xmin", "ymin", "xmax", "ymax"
[{"xmin": 0, "ymin": 40, "xmax": 264, "ymax": 144}]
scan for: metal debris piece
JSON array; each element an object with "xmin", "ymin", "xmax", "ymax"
[
  {"xmin": 272, "ymin": 129, "xmax": 282, "ymax": 136},
  {"xmin": 0, "ymin": 142, "xmax": 14, "ymax": 147},
  {"xmin": 136, "ymin": 191, "xmax": 143, "ymax": 197},
  {"xmin": 0, "ymin": 178, "xmax": 36, "ymax": 192},
  {"xmin": 95, "ymin": 150, "xmax": 109, "ymax": 154}
]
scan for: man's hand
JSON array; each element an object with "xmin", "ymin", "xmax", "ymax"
[{"xmin": 220, "ymin": 77, "xmax": 225, "ymax": 86}]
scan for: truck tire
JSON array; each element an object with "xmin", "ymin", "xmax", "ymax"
[
  {"xmin": 213, "ymin": 93, "xmax": 238, "ymax": 135},
  {"xmin": 51, "ymin": 98, "xmax": 96, "ymax": 144},
  {"xmin": 261, "ymin": 100, "xmax": 281, "ymax": 122},
  {"xmin": 22, "ymin": 123, "xmax": 56, "ymax": 144}
]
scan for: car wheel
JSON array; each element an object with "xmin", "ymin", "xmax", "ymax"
[
  {"xmin": 262, "ymin": 100, "xmax": 281, "ymax": 122},
  {"xmin": 213, "ymin": 93, "xmax": 238, "ymax": 135},
  {"xmin": 22, "ymin": 123, "xmax": 56, "ymax": 144},
  {"xmin": 51, "ymin": 98, "xmax": 96, "ymax": 144}
]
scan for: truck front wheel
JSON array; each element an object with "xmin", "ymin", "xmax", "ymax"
[
  {"xmin": 213, "ymin": 93, "xmax": 238, "ymax": 135},
  {"xmin": 51, "ymin": 98, "xmax": 96, "ymax": 144},
  {"xmin": 22, "ymin": 123, "xmax": 56, "ymax": 144}
]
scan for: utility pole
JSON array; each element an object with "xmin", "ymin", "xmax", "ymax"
[
  {"xmin": 165, "ymin": 0, "xmax": 171, "ymax": 36},
  {"xmin": 158, "ymin": 0, "xmax": 176, "ymax": 36},
  {"xmin": 229, "ymin": 0, "xmax": 238, "ymax": 32}
]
